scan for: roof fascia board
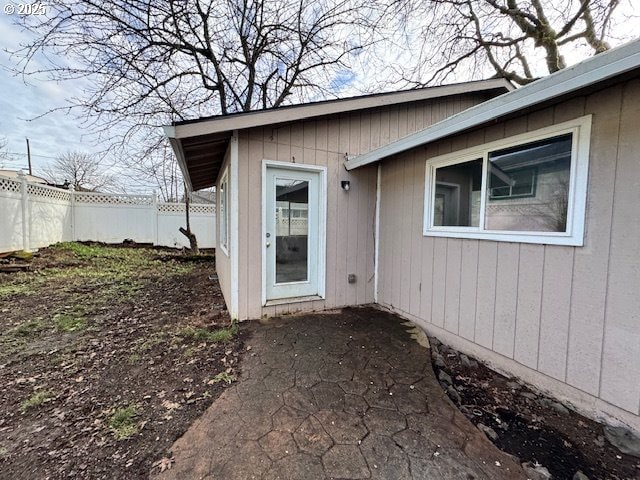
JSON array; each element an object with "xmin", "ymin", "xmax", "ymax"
[
  {"xmin": 168, "ymin": 137, "xmax": 193, "ymax": 191},
  {"xmin": 171, "ymin": 79, "xmax": 512, "ymax": 139},
  {"xmin": 345, "ymin": 39, "xmax": 640, "ymax": 171}
]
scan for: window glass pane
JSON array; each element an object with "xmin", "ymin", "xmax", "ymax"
[
  {"xmin": 485, "ymin": 134, "xmax": 572, "ymax": 232},
  {"xmin": 433, "ymin": 158, "xmax": 482, "ymax": 227},
  {"xmin": 220, "ymin": 179, "xmax": 227, "ymax": 248},
  {"xmin": 275, "ymin": 179, "xmax": 308, "ymax": 283}
]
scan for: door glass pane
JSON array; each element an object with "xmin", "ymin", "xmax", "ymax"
[
  {"xmin": 433, "ymin": 158, "xmax": 483, "ymax": 226},
  {"xmin": 486, "ymin": 133, "xmax": 572, "ymax": 232},
  {"xmin": 275, "ymin": 178, "xmax": 309, "ymax": 283}
]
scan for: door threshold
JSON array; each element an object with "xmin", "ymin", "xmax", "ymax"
[{"xmin": 265, "ymin": 295, "xmax": 323, "ymax": 307}]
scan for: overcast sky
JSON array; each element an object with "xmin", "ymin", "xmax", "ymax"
[
  {"xmin": 0, "ymin": 14, "xmax": 105, "ymax": 174},
  {"xmin": 0, "ymin": 2, "xmax": 637, "ymax": 183}
]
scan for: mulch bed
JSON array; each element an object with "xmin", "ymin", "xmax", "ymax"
[
  {"xmin": 429, "ymin": 337, "xmax": 640, "ymax": 480},
  {"xmin": 0, "ymin": 243, "xmax": 246, "ymax": 479}
]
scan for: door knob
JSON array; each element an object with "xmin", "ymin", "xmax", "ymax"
[{"xmin": 266, "ymin": 242, "xmax": 271, "ymax": 247}]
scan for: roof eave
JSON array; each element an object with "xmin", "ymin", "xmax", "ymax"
[
  {"xmin": 166, "ymin": 136, "xmax": 193, "ymax": 192},
  {"xmin": 345, "ymin": 39, "xmax": 640, "ymax": 171},
  {"xmin": 167, "ymin": 78, "xmax": 512, "ymax": 140}
]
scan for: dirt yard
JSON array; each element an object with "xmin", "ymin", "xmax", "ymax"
[
  {"xmin": 430, "ymin": 337, "xmax": 640, "ymax": 480},
  {"xmin": 0, "ymin": 243, "xmax": 244, "ymax": 479}
]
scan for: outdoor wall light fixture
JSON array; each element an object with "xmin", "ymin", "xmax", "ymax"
[{"xmin": 341, "ymin": 180, "xmax": 351, "ymax": 191}]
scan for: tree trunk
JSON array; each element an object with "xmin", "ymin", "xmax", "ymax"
[{"xmin": 179, "ymin": 186, "xmax": 199, "ymax": 255}]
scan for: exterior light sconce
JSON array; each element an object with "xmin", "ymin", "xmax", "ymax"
[{"xmin": 341, "ymin": 180, "xmax": 351, "ymax": 191}]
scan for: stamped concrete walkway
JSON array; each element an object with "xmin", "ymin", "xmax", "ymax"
[{"xmin": 153, "ymin": 307, "xmax": 525, "ymax": 480}]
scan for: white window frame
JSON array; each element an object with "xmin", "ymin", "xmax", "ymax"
[
  {"xmin": 219, "ymin": 167, "xmax": 229, "ymax": 255},
  {"xmin": 423, "ymin": 115, "xmax": 592, "ymax": 246}
]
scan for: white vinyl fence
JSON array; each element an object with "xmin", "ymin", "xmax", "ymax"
[{"xmin": 0, "ymin": 175, "xmax": 216, "ymax": 253}]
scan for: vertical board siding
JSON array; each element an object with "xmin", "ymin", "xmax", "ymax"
[
  {"xmin": 566, "ymin": 85, "xmax": 622, "ymax": 395},
  {"xmin": 599, "ymin": 79, "xmax": 640, "ymax": 414},
  {"xmin": 431, "ymin": 238, "xmax": 448, "ymax": 328},
  {"xmin": 236, "ymin": 94, "xmax": 488, "ymax": 321},
  {"xmin": 514, "ymin": 244, "xmax": 544, "ymax": 369},
  {"xmin": 400, "ymin": 154, "xmax": 413, "ymax": 310},
  {"xmin": 377, "ymin": 77, "xmax": 640, "ymax": 419},
  {"xmin": 537, "ymin": 246, "xmax": 574, "ymax": 381},
  {"xmin": 244, "ymin": 130, "xmax": 264, "ymax": 319},
  {"xmin": 458, "ymin": 239, "xmax": 479, "ymax": 341},
  {"xmin": 474, "ymin": 242, "xmax": 498, "ymax": 349},
  {"xmin": 444, "ymin": 239, "xmax": 462, "ymax": 334},
  {"xmin": 390, "ymin": 156, "xmax": 405, "ymax": 309},
  {"xmin": 493, "ymin": 243, "xmax": 520, "ymax": 358},
  {"xmin": 409, "ymin": 151, "xmax": 425, "ymax": 317},
  {"xmin": 346, "ymin": 115, "xmax": 361, "ymax": 306}
]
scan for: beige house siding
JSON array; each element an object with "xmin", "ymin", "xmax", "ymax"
[
  {"xmin": 233, "ymin": 94, "xmax": 492, "ymax": 320},
  {"xmin": 215, "ymin": 147, "xmax": 232, "ymax": 311},
  {"xmin": 377, "ymin": 78, "xmax": 640, "ymax": 429}
]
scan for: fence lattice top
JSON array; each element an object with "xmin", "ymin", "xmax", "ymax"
[
  {"xmin": 27, "ymin": 183, "xmax": 72, "ymax": 201},
  {"xmin": 74, "ymin": 192, "xmax": 153, "ymax": 205},
  {"xmin": 0, "ymin": 177, "xmax": 21, "ymax": 194},
  {"xmin": 1, "ymin": 176, "xmax": 216, "ymax": 214},
  {"xmin": 157, "ymin": 203, "xmax": 215, "ymax": 214}
]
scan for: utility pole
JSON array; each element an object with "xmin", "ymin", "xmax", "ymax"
[{"xmin": 25, "ymin": 138, "xmax": 32, "ymax": 175}]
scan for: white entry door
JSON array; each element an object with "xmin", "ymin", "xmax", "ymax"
[{"xmin": 264, "ymin": 163, "xmax": 324, "ymax": 302}]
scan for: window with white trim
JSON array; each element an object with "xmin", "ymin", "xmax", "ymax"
[
  {"xmin": 219, "ymin": 169, "xmax": 229, "ymax": 254},
  {"xmin": 424, "ymin": 116, "xmax": 591, "ymax": 246}
]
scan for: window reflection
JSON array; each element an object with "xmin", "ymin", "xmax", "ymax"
[
  {"xmin": 433, "ymin": 159, "xmax": 483, "ymax": 227},
  {"xmin": 486, "ymin": 134, "xmax": 572, "ymax": 232},
  {"xmin": 275, "ymin": 179, "xmax": 309, "ymax": 283}
]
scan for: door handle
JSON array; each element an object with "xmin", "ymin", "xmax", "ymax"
[{"xmin": 266, "ymin": 242, "xmax": 271, "ymax": 248}]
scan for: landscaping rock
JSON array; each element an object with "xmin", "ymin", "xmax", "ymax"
[
  {"xmin": 433, "ymin": 353, "xmax": 446, "ymax": 368},
  {"xmin": 506, "ymin": 381, "xmax": 521, "ymax": 390},
  {"xmin": 603, "ymin": 426, "xmax": 640, "ymax": 458},
  {"xmin": 477, "ymin": 423, "xmax": 498, "ymax": 441},
  {"xmin": 522, "ymin": 462, "xmax": 552, "ymax": 480},
  {"xmin": 519, "ymin": 392, "xmax": 537, "ymax": 400},
  {"xmin": 536, "ymin": 396, "xmax": 570, "ymax": 415},
  {"xmin": 458, "ymin": 353, "xmax": 478, "ymax": 368},
  {"xmin": 550, "ymin": 401, "xmax": 570, "ymax": 416},
  {"xmin": 573, "ymin": 471, "xmax": 589, "ymax": 480},
  {"xmin": 438, "ymin": 370, "xmax": 452, "ymax": 386},
  {"xmin": 446, "ymin": 385, "xmax": 460, "ymax": 404}
]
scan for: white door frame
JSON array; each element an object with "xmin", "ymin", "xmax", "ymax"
[{"xmin": 261, "ymin": 159, "xmax": 327, "ymax": 306}]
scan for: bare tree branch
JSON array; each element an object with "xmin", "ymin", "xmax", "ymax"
[
  {"xmin": 382, "ymin": 0, "xmax": 625, "ymax": 88},
  {"xmin": 42, "ymin": 151, "xmax": 121, "ymax": 192},
  {"xmin": 12, "ymin": 0, "xmax": 374, "ymax": 193}
]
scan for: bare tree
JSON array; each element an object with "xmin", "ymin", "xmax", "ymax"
[
  {"xmin": 0, "ymin": 138, "xmax": 8, "ymax": 161},
  {"xmin": 371, "ymin": 0, "xmax": 629, "ymax": 87},
  {"xmin": 43, "ymin": 151, "xmax": 119, "ymax": 192},
  {"xmin": 179, "ymin": 186, "xmax": 200, "ymax": 255},
  {"xmin": 13, "ymin": 0, "xmax": 372, "ymax": 155},
  {"xmin": 124, "ymin": 143, "xmax": 182, "ymax": 202},
  {"xmin": 13, "ymin": 0, "xmax": 373, "ymax": 251}
]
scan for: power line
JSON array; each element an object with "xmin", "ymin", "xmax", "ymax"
[{"xmin": 5, "ymin": 151, "xmax": 59, "ymax": 159}]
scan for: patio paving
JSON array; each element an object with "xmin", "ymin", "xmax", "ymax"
[{"xmin": 153, "ymin": 307, "xmax": 525, "ymax": 479}]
